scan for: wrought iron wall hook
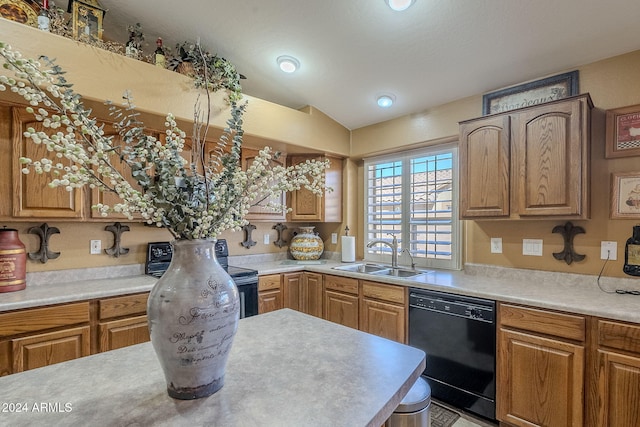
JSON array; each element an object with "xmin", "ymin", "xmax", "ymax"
[
  {"xmin": 28, "ymin": 223, "xmax": 60, "ymax": 263},
  {"xmin": 273, "ymin": 223, "xmax": 288, "ymax": 248},
  {"xmin": 241, "ymin": 223, "xmax": 257, "ymax": 249},
  {"xmin": 552, "ymin": 221, "xmax": 586, "ymax": 265},
  {"xmin": 105, "ymin": 222, "xmax": 130, "ymax": 257}
]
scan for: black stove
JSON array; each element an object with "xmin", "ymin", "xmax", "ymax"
[{"xmin": 145, "ymin": 239, "xmax": 259, "ymax": 318}]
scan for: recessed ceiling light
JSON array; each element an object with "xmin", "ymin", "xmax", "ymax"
[
  {"xmin": 377, "ymin": 94, "xmax": 395, "ymax": 108},
  {"xmin": 277, "ymin": 55, "xmax": 300, "ymax": 73},
  {"xmin": 385, "ymin": 0, "xmax": 416, "ymax": 11}
]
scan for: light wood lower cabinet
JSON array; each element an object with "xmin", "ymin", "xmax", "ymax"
[
  {"xmin": 301, "ymin": 272, "xmax": 323, "ymax": 317},
  {"xmin": 258, "ymin": 274, "xmax": 283, "ymax": 314},
  {"xmin": 97, "ymin": 292, "xmax": 150, "ymax": 352},
  {"xmin": 0, "ymin": 302, "xmax": 91, "ymax": 376},
  {"xmin": 323, "ymin": 275, "xmax": 359, "ymax": 329},
  {"xmin": 12, "ymin": 326, "xmax": 90, "ymax": 372},
  {"xmin": 587, "ymin": 318, "xmax": 640, "ymax": 427},
  {"xmin": 497, "ymin": 303, "xmax": 586, "ymax": 427},
  {"xmin": 359, "ymin": 281, "xmax": 406, "ymax": 343}
]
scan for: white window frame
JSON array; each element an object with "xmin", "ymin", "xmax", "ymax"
[{"xmin": 363, "ymin": 143, "xmax": 461, "ymax": 270}]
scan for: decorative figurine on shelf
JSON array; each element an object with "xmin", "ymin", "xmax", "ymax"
[
  {"xmin": 154, "ymin": 37, "xmax": 166, "ymax": 68},
  {"xmin": 37, "ymin": 0, "xmax": 50, "ymax": 32},
  {"xmin": 125, "ymin": 22, "xmax": 144, "ymax": 59}
]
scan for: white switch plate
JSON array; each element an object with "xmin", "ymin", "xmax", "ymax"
[
  {"xmin": 263, "ymin": 234, "xmax": 270, "ymax": 245},
  {"xmin": 522, "ymin": 239, "xmax": 543, "ymax": 256},
  {"xmin": 601, "ymin": 241, "xmax": 617, "ymax": 260},
  {"xmin": 490, "ymin": 238, "xmax": 502, "ymax": 254},
  {"xmin": 331, "ymin": 233, "xmax": 338, "ymax": 244},
  {"xmin": 90, "ymin": 240, "xmax": 101, "ymax": 255}
]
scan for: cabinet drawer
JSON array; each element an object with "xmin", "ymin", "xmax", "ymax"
[
  {"xmin": 99, "ymin": 292, "xmax": 149, "ymax": 320},
  {"xmin": 259, "ymin": 274, "xmax": 282, "ymax": 291},
  {"xmin": 362, "ymin": 281, "xmax": 405, "ymax": 305},
  {"xmin": 0, "ymin": 302, "xmax": 90, "ymax": 338},
  {"xmin": 597, "ymin": 319, "xmax": 640, "ymax": 353},
  {"xmin": 324, "ymin": 275, "xmax": 359, "ymax": 295},
  {"xmin": 499, "ymin": 303, "xmax": 585, "ymax": 342}
]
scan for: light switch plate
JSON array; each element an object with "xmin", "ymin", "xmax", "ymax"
[
  {"xmin": 490, "ymin": 238, "xmax": 502, "ymax": 254},
  {"xmin": 263, "ymin": 234, "xmax": 270, "ymax": 245},
  {"xmin": 601, "ymin": 241, "xmax": 617, "ymax": 260},
  {"xmin": 522, "ymin": 239, "xmax": 543, "ymax": 256},
  {"xmin": 331, "ymin": 233, "xmax": 338, "ymax": 244}
]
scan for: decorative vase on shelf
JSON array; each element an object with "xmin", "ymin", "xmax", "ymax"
[
  {"xmin": 290, "ymin": 226, "xmax": 324, "ymax": 260},
  {"xmin": 147, "ymin": 239, "xmax": 240, "ymax": 400}
]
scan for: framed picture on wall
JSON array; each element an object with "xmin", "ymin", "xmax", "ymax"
[
  {"xmin": 611, "ymin": 171, "xmax": 640, "ymax": 219},
  {"xmin": 606, "ymin": 104, "xmax": 640, "ymax": 158}
]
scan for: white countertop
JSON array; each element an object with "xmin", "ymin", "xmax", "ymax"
[{"xmin": 0, "ymin": 309, "xmax": 426, "ymax": 427}]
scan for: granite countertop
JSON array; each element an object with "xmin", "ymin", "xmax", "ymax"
[
  {"xmin": 1, "ymin": 258, "xmax": 639, "ymax": 324},
  {"xmin": 0, "ymin": 309, "xmax": 426, "ymax": 427}
]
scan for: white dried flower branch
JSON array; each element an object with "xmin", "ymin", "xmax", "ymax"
[{"xmin": 0, "ymin": 41, "xmax": 330, "ymax": 240}]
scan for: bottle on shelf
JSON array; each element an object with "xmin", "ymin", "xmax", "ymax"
[
  {"xmin": 154, "ymin": 37, "xmax": 166, "ymax": 69},
  {"xmin": 623, "ymin": 225, "xmax": 640, "ymax": 276},
  {"xmin": 125, "ymin": 32, "xmax": 139, "ymax": 58},
  {"xmin": 38, "ymin": 0, "xmax": 50, "ymax": 32}
]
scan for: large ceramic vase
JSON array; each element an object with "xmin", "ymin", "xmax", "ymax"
[
  {"xmin": 289, "ymin": 226, "xmax": 324, "ymax": 260},
  {"xmin": 147, "ymin": 239, "xmax": 240, "ymax": 400}
]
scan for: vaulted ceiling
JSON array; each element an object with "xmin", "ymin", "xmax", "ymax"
[{"xmin": 100, "ymin": 0, "xmax": 640, "ymax": 130}]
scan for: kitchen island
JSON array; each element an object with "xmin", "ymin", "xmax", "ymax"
[{"xmin": 0, "ymin": 308, "xmax": 425, "ymax": 427}]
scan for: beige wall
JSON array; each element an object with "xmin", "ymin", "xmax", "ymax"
[
  {"xmin": 4, "ymin": 18, "xmax": 640, "ymax": 279},
  {"xmin": 352, "ymin": 49, "xmax": 640, "ymax": 278}
]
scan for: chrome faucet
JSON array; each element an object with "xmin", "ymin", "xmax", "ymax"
[
  {"xmin": 402, "ymin": 248, "xmax": 416, "ymax": 270},
  {"xmin": 366, "ymin": 234, "xmax": 399, "ymax": 268}
]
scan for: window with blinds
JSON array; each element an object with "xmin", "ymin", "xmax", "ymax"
[{"xmin": 364, "ymin": 144, "xmax": 460, "ymax": 270}]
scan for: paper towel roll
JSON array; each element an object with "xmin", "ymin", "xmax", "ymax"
[{"xmin": 341, "ymin": 236, "xmax": 356, "ymax": 263}]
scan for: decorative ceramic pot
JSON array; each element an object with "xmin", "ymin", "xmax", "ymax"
[
  {"xmin": 147, "ymin": 239, "xmax": 240, "ymax": 400},
  {"xmin": 0, "ymin": 227, "xmax": 26, "ymax": 293},
  {"xmin": 290, "ymin": 226, "xmax": 324, "ymax": 260}
]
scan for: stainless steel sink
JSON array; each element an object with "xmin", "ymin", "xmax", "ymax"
[
  {"xmin": 373, "ymin": 268, "xmax": 430, "ymax": 278},
  {"xmin": 332, "ymin": 263, "xmax": 389, "ymax": 274},
  {"xmin": 332, "ymin": 263, "xmax": 432, "ymax": 279}
]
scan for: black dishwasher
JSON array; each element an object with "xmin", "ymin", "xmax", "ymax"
[{"xmin": 409, "ymin": 288, "xmax": 496, "ymax": 421}]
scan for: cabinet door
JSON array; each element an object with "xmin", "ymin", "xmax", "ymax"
[
  {"xmin": 99, "ymin": 315, "xmax": 149, "ymax": 352},
  {"xmin": 591, "ymin": 350, "xmax": 640, "ymax": 427},
  {"xmin": 324, "ymin": 290, "xmax": 358, "ymax": 329},
  {"xmin": 301, "ymin": 272, "xmax": 323, "ymax": 318},
  {"xmin": 12, "ymin": 326, "xmax": 91, "ymax": 373},
  {"xmin": 360, "ymin": 299, "xmax": 405, "ymax": 343},
  {"xmin": 588, "ymin": 318, "xmax": 640, "ymax": 427},
  {"xmin": 459, "ymin": 115, "xmax": 511, "ymax": 218},
  {"xmin": 12, "ymin": 108, "xmax": 84, "ymax": 218},
  {"xmin": 512, "ymin": 97, "xmax": 589, "ymax": 217},
  {"xmin": 497, "ymin": 328, "xmax": 584, "ymax": 427},
  {"xmin": 289, "ymin": 155, "xmax": 323, "ymax": 221},
  {"xmin": 258, "ymin": 289, "xmax": 283, "ymax": 314},
  {"xmin": 283, "ymin": 272, "xmax": 302, "ymax": 311},
  {"xmin": 242, "ymin": 147, "xmax": 287, "ymax": 221}
]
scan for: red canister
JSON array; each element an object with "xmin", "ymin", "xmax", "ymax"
[{"xmin": 0, "ymin": 227, "xmax": 26, "ymax": 292}]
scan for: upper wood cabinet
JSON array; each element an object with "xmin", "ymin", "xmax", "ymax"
[
  {"xmin": 242, "ymin": 147, "xmax": 287, "ymax": 221},
  {"xmin": 11, "ymin": 107, "xmax": 84, "ymax": 219},
  {"xmin": 460, "ymin": 94, "xmax": 592, "ymax": 219},
  {"xmin": 288, "ymin": 154, "xmax": 342, "ymax": 222}
]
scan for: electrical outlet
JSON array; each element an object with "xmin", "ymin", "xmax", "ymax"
[
  {"xmin": 331, "ymin": 233, "xmax": 338, "ymax": 244},
  {"xmin": 90, "ymin": 240, "xmax": 101, "ymax": 255},
  {"xmin": 601, "ymin": 241, "xmax": 617, "ymax": 260},
  {"xmin": 263, "ymin": 234, "xmax": 270, "ymax": 245},
  {"xmin": 522, "ymin": 239, "xmax": 543, "ymax": 256},
  {"xmin": 490, "ymin": 238, "xmax": 502, "ymax": 254}
]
